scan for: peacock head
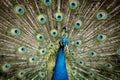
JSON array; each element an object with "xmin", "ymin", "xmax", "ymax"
[{"xmin": 59, "ymin": 35, "xmax": 69, "ymax": 48}]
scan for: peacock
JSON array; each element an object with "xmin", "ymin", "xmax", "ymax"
[{"xmin": 0, "ymin": 0, "xmax": 120, "ymax": 80}]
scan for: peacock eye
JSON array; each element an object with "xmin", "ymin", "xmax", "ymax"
[
  {"xmin": 71, "ymin": 52, "xmax": 74, "ymax": 56},
  {"xmin": 71, "ymin": 70, "xmax": 77, "ymax": 76},
  {"xmin": 117, "ymin": 49, "xmax": 120, "ymax": 55},
  {"xmin": 37, "ymin": 15, "xmax": 46, "ymax": 24},
  {"xmin": 18, "ymin": 46, "xmax": 27, "ymax": 54},
  {"xmin": 14, "ymin": 5, "xmax": 25, "ymax": 15},
  {"xmin": 36, "ymin": 34, "xmax": 44, "ymax": 41},
  {"xmin": 79, "ymin": 60, "xmax": 84, "ymax": 65},
  {"xmin": 39, "ymin": 48, "xmax": 47, "ymax": 55},
  {"xmin": 48, "ymin": 43, "xmax": 54, "ymax": 49},
  {"xmin": 2, "ymin": 64, "xmax": 10, "ymax": 71},
  {"xmin": 55, "ymin": 12, "xmax": 63, "ymax": 21},
  {"xmin": 5, "ymin": 64, "xmax": 9, "ymax": 68},
  {"xmin": 43, "ymin": 0, "xmax": 51, "ymax": 6},
  {"xmin": 29, "ymin": 57, "xmax": 37, "ymax": 63},
  {"xmin": 50, "ymin": 29, "xmax": 57, "ymax": 37},
  {"xmin": 88, "ymin": 71, "xmax": 94, "ymax": 77},
  {"xmin": 39, "ymin": 72, "xmax": 45, "ymax": 78},
  {"xmin": 69, "ymin": 0, "xmax": 78, "ymax": 9},
  {"xmin": 89, "ymin": 51, "xmax": 96, "ymax": 57},
  {"xmin": 75, "ymin": 40, "xmax": 82, "ymax": 47},
  {"xmin": 18, "ymin": 70, "xmax": 25, "ymax": 78},
  {"xmin": 11, "ymin": 28, "xmax": 21, "ymax": 36},
  {"xmin": 41, "ymin": 63, "xmax": 46, "ymax": 68},
  {"xmin": 105, "ymin": 63, "xmax": 112, "ymax": 69},
  {"xmin": 80, "ymin": 61, "xmax": 82, "ymax": 64},
  {"xmin": 96, "ymin": 10, "xmax": 107, "ymax": 20},
  {"xmin": 97, "ymin": 34, "xmax": 107, "ymax": 41},
  {"xmin": 70, "ymin": 52, "xmax": 77, "ymax": 58},
  {"xmin": 75, "ymin": 20, "xmax": 83, "ymax": 29}
]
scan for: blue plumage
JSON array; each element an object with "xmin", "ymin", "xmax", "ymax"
[{"xmin": 52, "ymin": 36, "xmax": 68, "ymax": 80}]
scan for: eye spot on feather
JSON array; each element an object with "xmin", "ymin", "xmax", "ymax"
[
  {"xmin": 80, "ymin": 61, "xmax": 82, "ymax": 64},
  {"xmin": 18, "ymin": 8, "xmax": 22, "ymax": 13},
  {"xmin": 98, "ymin": 13, "xmax": 103, "ymax": 18},
  {"xmin": 57, "ymin": 15, "xmax": 61, "ymax": 19},
  {"xmin": 72, "ymin": 3, "xmax": 75, "ymax": 6},
  {"xmin": 89, "ymin": 51, "xmax": 96, "ymax": 57},
  {"xmin": 41, "ymin": 63, "xmax": 46, "ymax": 68},
  {"xmin": 75, "ymin": 20, "xmax": 83, "ymax": 29},
  {"xmin": 32, "ymin": 58, "xmax": 35, "ymax": 61},
  {"xmin": 39, "ymin": 36, "xmax": 42, "ymax": 39},
  {"xmin": 14, "ymin": 5, "xmax": 25, "ymax": 15},
  {"xmin": 76, "ymin": 23, "xmax": 80, "ymax": 26},
  {"xmin": 48, "ymin": 43, "xmax": 54, "ymax": 49},
  {"xmin": 71, "ymin": 52, "xmax": 74, "ymax": 56},
  {"xmin": 39, "ymin": 48, "xmax": 47, "ymax": 55},
  {"xmin": 55, "ymin": 12, "xmax": 63, "ymax": 21},
  {"xmin": 21, "ymin": 48, "xmax": 25, "ymax": 51},
  {"xmin": 29, "ymin": 57, "xmax": 37, "ymax": 63},
  {"xmin": 37, "ymin": 15, "xmax": 46, "ymax": 24},
  {"xmin": 18, "ymin": 70, "xmax": 25, "ymax": 78},
  {"xmin": 96, "ymin": 10, "xmax": 107, "ymax": 20},
  {"xmin": 105, "ymin": 63, "xmax": 112, "ymax": 69},
  {"xmin": 40, "ymin": 18, "xmax": 44, "ymax": 22},
  {"xmin": 76, "ymin": 42, "xmax": 79, "ymax": 44},
  {"xmin": 88, "ymin": 71, "xmax": 94, "ymax": 77},
  {"xmin": 117, "ymin": 49, "xmax": 120, "ymax": 55},
  {"xmin": 18, "ymin": 46, "xmax": 27, "ymax": 54},
  {"xmin": 36, "ymin": 34, "xmax": 44, "ymax": 41},
  {"xmin": 69, "ymin": 0, "xmax": 78, "ymax": 9},
  {"xmin": 75, "ymin": 40, "xmax": 82, "ymax": 47},
  {"xmin": 15, "ymin": 30, "xmax": 19, "ymax": 34},
  {"xmin": 97, "ymin": 34, "xmax": 107, "ymax": 41},
  {"xmin": 5, "ymin": 64, "xmax": 10, "ymax": 70},
  {"xmin": 70, "ymin": 52, "xmax": 77, "ymax": 58},
  {"xmin": 39, "ymin": 72, "xmax": 45, "ymax": 78},
  {"xmin": 11, "ymin": 28, "xmax": 21, "ymax": 36},
  {"xmin": 46, "ymin": 0, "xmax": 50, "ymax": 3},
  {"xmin": 71, "ymin": 70, "xmax": 77, "ymax": 76},
  {"xmin": 2, "ymin": 64, "xmax": 10, "ymax": 72},
  {"xmin": 5, "ymin": 64, "xmax": 9, "ymax": 68},
  {"xmin": 50, "ymin": 29, "xmax": 57, "ymax": 37},
  {"xmin": 20, "ymin": 72, "xmax": 24, "ymax": 75},
  {"xmin": 43, "ymin": 0, "xmax": 51, "ymax": 6},
  {"xmin": 79, "ymin": 60, "xmax": 84, "ymax": 66}
]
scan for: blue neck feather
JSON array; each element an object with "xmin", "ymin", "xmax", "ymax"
[{"xmin": 52, "ymin": 36, "xmax": 68, "ymax": 80}]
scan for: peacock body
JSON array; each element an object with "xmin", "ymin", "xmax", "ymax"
[
  {"xmin": 52, "ymin": 36, "xmax": 68, "ymax": 80},
  {"xmin": 0, "ymin": 0, "xmax": 120, "ymax": 80}
]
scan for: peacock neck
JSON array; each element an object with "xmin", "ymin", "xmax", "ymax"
[
  {"xmin": 56, "ymin": 46, "xmax": 65, "ymax": 67},
  {"xmin": 52, "ymin": 46, "xmax": 68, "ymax": 80}
]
